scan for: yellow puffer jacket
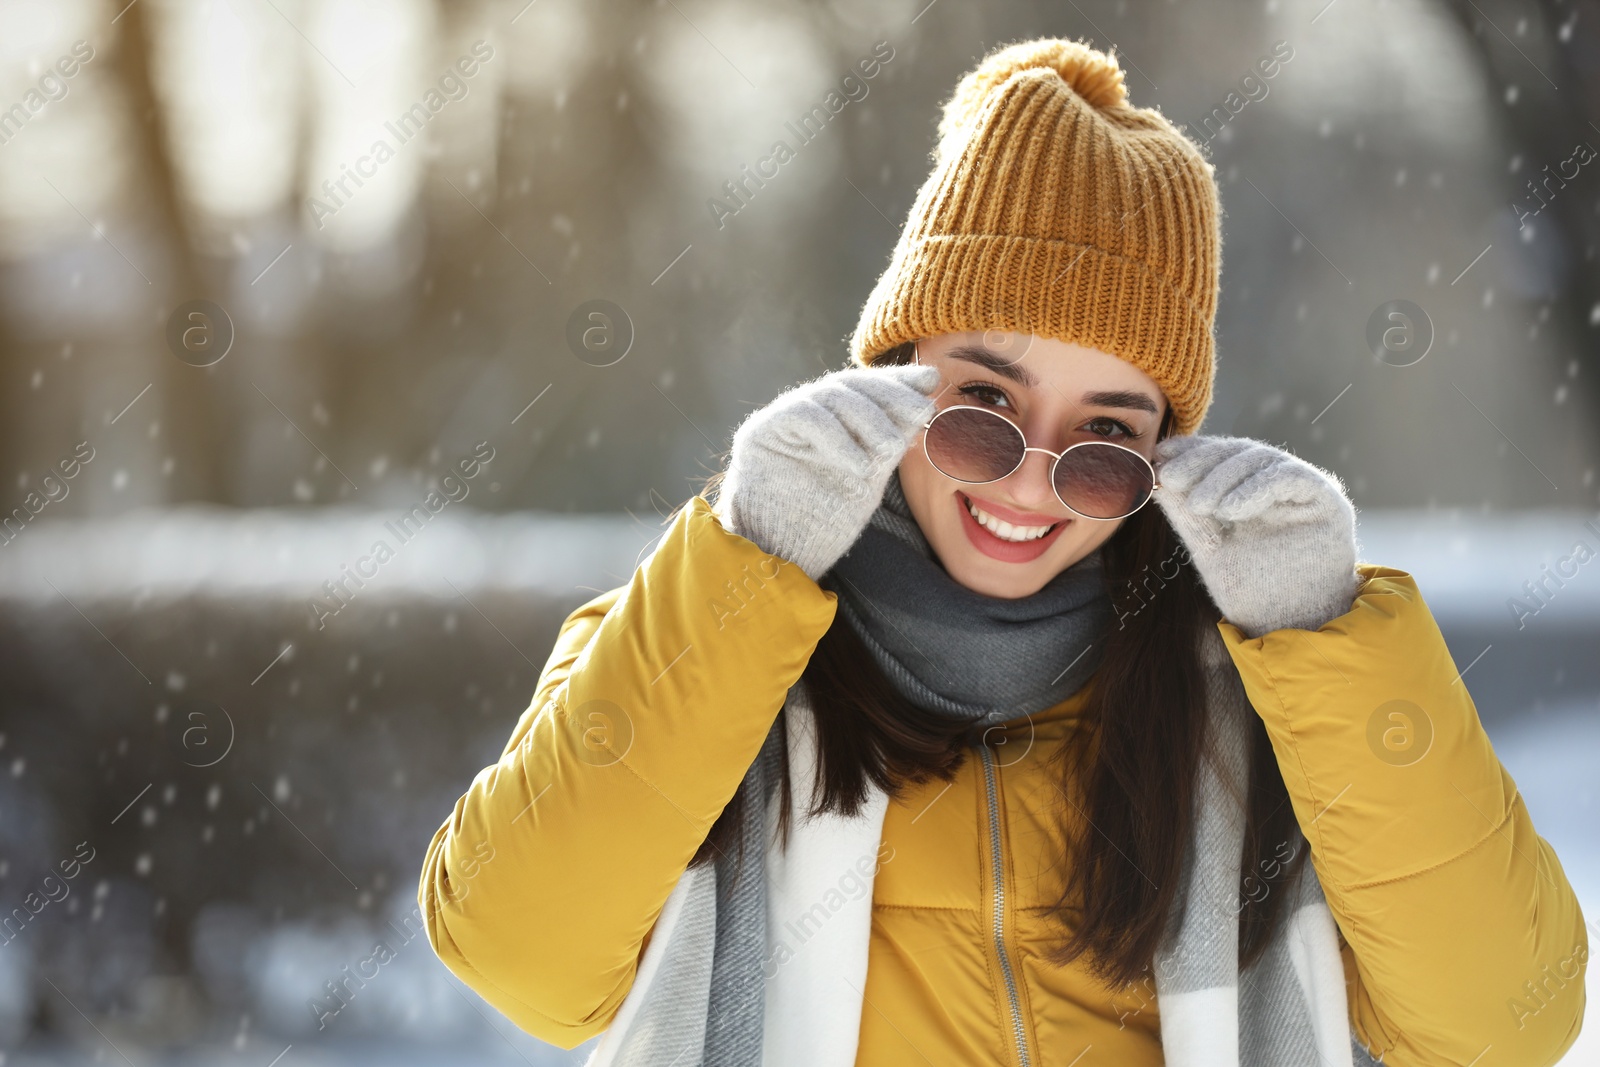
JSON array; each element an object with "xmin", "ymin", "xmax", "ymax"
[{"xmin": 419, "ymin": 494, "xmax": 1589, "ymax": 1065}]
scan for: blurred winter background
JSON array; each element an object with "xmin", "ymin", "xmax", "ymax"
[{"xmin": 0, "ymin": 0, "xmax": 1595, "ymax": 1062}]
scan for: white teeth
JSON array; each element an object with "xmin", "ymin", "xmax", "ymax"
[{"xmin": 966, "ymin": 498, "xmax": 1055, "ymax": 542}]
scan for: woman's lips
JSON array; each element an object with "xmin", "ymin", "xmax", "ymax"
[
  {"xmin": 961, "ymin": 490, "xmax": 1063, "ymax": 527},
  {"xmin": 956, "ymin": 491, "xmax": 1071, "ymax": 563}
]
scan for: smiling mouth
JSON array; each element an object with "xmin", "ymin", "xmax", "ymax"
[{"xmin": 962, "ymin": 494, "xmax": 1062, "ymax": 543}]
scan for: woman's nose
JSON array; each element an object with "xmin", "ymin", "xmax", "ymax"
[{"xmin": 1003, "ymin": 448, "xmax": 1062, "ymax": 513}]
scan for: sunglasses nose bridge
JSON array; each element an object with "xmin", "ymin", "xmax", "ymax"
[{"xmin": 1014, "ymin": 445, "xmax": 1064, "ymax": 486}]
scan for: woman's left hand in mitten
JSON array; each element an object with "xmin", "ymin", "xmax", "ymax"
[{"xmin": 1152, "ymin": 435, "xmax": 1362, "ymax": 639}]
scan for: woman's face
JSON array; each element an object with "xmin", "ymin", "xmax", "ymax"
[{"xmin": 897, "ymin": 330, "xmax": 1169, "ymax": 599}]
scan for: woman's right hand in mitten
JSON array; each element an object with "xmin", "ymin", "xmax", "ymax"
[{"xmin": 714, "ymin": 364, "xmax": 942, "ymax": 581}]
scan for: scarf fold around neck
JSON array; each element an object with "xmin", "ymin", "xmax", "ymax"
[
  {"xmin": 580, "ymin": 475, "xmax": 1374, "ymax": 1067},
  {"xmin": 824, "ymin": 469, "xmax": 1113, "ymax": 725}
]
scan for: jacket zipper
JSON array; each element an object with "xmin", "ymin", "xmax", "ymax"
[{"xmin": 978, "ymin": 743, "xmax": 1033, "ymax": 1067}]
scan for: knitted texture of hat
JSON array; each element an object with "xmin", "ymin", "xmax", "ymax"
[{"xmin": 849, "ymin": 38, "xmax": 1223, "ymax": 436}]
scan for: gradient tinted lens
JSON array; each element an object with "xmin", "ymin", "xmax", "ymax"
[
  {"xmin": 924, "ymin": 406, "xmax": 1023, "ymax": 483},
  {"xmin": 1054, "ymin": 443, "xmax": 1154, "ymax": 519}
]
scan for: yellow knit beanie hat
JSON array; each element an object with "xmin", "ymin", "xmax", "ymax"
[{"xmin": 849, "ymin": 38, "xmax": 1223, "ymax": 436}]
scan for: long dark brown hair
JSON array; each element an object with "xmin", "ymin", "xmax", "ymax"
[{"xmin": 683, "ymin": 342, "xmax": 1308, "ymax": 988}]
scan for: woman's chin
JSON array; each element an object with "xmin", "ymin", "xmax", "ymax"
[
  {"xmin": 932, "ymin": 539, "xmax": 1061, "ymax": 599},
  {"xmin": 931, "ymin": 520, "xmax": 1107, "ymax": 598}
]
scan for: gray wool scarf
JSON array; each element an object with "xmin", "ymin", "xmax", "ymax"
[{"xmin": 585, "ymin": 476, "xmax": 1383, "ymax": 1067}]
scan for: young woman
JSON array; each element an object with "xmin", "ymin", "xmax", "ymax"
[{"xmin": 419, "ymin": 40, "xmax": 1587, "ymax": 1067}]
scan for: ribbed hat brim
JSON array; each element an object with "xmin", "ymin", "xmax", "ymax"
[{"xmin": 851, "ymin": 232, "xmax": 1215, "ymax": 437}]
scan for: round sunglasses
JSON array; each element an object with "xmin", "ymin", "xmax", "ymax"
[{"xmin": 913, "ymin": 353, "xmax": 1162, "ymax": 520}]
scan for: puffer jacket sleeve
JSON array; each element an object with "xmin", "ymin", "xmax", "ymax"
[
  {"xmin": 1218, "ymin": 563, "xmax": 1588, "ymax": 1067},
  {"xmin": 417, "ymin": 494, "xmax": 838, "ymax": 1048}
]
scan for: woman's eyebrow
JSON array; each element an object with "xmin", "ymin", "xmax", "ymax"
[
  {"xmin": 946, "ymin": 347, "xmax": 1159, "ymax": 414},
  {"xmin": 1081, "ymin": 389, "xmax": 1160, "ymax": 414},
  {"xmin": 947, "ymin": 345, "xmax": 1040, "ymax": 387}
]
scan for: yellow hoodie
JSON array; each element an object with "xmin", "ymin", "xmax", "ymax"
[{"xmin": 419, "ymin": 494, "xmax": 1588, "ymax": 1065}]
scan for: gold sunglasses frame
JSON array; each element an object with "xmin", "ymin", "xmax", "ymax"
[{"xmin": 911, "ymin": 342, "xmax": 1164, "ymax": 522}]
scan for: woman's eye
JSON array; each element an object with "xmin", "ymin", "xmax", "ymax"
[
  {"xmin": 958, "ymin": 383, "xmax": 1010, "ymax": 408},
  {"xmin": 1084, "ymin": 415, "xmax": 1138, "ymax": 438}
]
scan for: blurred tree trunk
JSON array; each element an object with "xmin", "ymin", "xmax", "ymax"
[{"xmin": 120, "ymin": 3, "xmax": 224, "ymax": 503}]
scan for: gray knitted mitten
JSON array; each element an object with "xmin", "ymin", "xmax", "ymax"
[
  {"xmin": 1153, "ymin": 435, "xmax": 1362, "ymax": 639},
  {"xmin": 714, "ymin": 364, "xmax": 941, "ymax": 581}
]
